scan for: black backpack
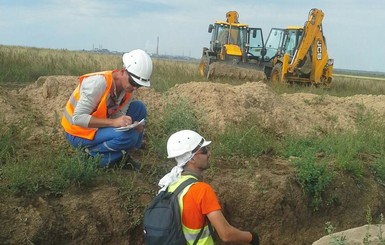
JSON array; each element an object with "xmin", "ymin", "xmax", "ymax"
[{"xmin": 143, "ymin": 178, "xmax": 205, "ymax": 245}]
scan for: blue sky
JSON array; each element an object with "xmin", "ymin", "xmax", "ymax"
[{"xmin": 1, "ymin": 0, "xmax": 384, "ymax": 72}]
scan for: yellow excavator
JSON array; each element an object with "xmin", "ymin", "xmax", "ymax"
[
  {"xmin": 198, "ymin": 11, "xmax": 266, "ymax": 79},
  {"xmin": 263, "ymin": 8, "xmax": 334, "ymax": 86}
]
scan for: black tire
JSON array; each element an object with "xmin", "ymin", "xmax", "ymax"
[{"xmin": 270, "ymin": 63, "xmax": 283, "ymax": 83}]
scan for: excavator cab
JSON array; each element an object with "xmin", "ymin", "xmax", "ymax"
[
  {"xmin": 264, "ymin": 28, "xmax": 284, "ymax": 61},
  {"xmin": 283, "ymin": 28, "xmax": 303, "ymax": 58},
  {"xmin": 209, "ymin": 22, "xmax": 248, "ymax": 62},
  {"xmin": 264, "ymin": 28, "xmax": 303, "ymax": 61}
]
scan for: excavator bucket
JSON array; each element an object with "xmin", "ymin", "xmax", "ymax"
[{"xmin": 207, "ymin": 62, "xmax": 266, "ymax": 81}]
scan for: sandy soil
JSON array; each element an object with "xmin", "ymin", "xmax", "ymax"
[{"xmin": 1, "ymin": 76, "xmax": 385, "ymax": 244}]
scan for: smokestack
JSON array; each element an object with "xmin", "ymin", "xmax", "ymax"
[{"xmin": 156, "ymin": 36, "xmax": 159, "ymax": 55}]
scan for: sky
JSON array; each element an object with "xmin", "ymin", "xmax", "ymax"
[{"xmin": 1, "ymin": 0, "xmax": 384, "ymax": 73}]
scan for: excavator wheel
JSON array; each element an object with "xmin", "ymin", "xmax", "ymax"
[{"xmin": 270, "ymin": 63, "xmax": 284, "ymax": 83}]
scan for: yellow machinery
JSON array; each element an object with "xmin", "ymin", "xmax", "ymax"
[
  {"xmin": 263, "ymin": 8, "xmax": 334, "ymax": 86},
  {"xmin": 199, "ymin": 11, "xmax": 266, "ymax": 78}
]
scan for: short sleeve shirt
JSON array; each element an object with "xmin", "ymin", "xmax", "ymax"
[{"xmin": 181, "ymin": 182, "xmax": 221, "ymax": 229}]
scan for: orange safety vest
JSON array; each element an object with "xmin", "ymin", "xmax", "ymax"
[{"xmin": 61, "ymin": 71, "xmax": 132, "ymax": 140}]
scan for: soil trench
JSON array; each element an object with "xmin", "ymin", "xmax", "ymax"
[{"xmin": 1, "ymin": 76, "xmax": 385, "ymax": 244}]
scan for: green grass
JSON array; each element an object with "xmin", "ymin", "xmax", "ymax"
[
  {"xmin": 146, "ymin": 98, "xmax": 202, "ymax": 158},
  {"xmin": 280, "ymin": 109, "xmax": 385, "ymax": 210},
  {"xmin": 111, "ymin": 173, "xmax": 145, "ymax": 227},
  {"xmin": 152, "ymin": 59, "xmax": 204, "ymax": 92},
  {"xmin": 213, "ymin": 114, "xmax": 277, "ymax": 157},
  {"xmin": 0, "ymin": 45, "xmax": 205, "ymax": 90},
  {"xmin": 0, "ymin": 125, "xmax": 17, "ymax": 165},
  {"xmin": 268, "ymin": 75, "xmax": 385, "ymax": 97},
  {"xmin": 0, "ymin": 45, "xmax": 121, "ymax": 84},
  {"xmin": 1, "ymin": 145, "xmax": 101, "ymax": 196}
]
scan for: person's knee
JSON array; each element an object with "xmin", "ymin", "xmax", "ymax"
[
  {"xmin": 127, "ymin": 100, "xmax": 147, "ymax": 120},
  {"xmin": 120, "ymin": 131, "xmax": 140, "ymax": 149},
  {"xmin": 133, "ymin": 100, "xmax": 147, "ymax": 114}
]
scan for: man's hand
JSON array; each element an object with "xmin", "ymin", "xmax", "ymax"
[{"xmin": 114, "ymin": 115, "xmax": 133, "ymax": 127}]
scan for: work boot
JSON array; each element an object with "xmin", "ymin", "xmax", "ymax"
[{"xmin": 120, "ymin": 154, "xmax": 142, "ymax": 171}]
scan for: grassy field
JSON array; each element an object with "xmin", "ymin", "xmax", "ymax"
[
  {"xmin": 1, "ymin": 45, "xmax": 385, "ymax": 212},
  {"xmin": 2, "ymin": 44, "xmax": 385, "ymax": 94}
]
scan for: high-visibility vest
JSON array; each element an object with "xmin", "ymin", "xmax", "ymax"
[
  {"xmin": 61, "ymin": 71, "xmax": 131, "ymax": 140},
  {"xmin": 168, "ymin": 176, "xmax": 215, "ymax": 245}
]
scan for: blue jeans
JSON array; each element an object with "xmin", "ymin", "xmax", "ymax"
[{"xmin": 65, "ymin": 100, "xmax": 146, "ymax": 167}]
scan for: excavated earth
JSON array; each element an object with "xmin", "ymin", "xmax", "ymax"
[{"xmin": 1, "ymin": 76, "xmax": 385, "ymax": 244}]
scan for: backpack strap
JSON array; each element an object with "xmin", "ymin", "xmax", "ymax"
[
  {"xmin": 171, "ymin": 177, "xmax": 198, "ymax": 196},
  {"xmin": 207, "ymin": 219, "xmax": 216, "ymax": 242},
  {"xmin": 193, "ymin": 216, "xmax": 214, "ymax": 245}
]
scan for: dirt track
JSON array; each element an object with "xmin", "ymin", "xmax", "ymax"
[{"xmin": 1, "ymin": 76, "xmax": 385, "ymax": 244}]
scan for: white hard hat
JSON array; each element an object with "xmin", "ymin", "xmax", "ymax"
[
  {"xmin": 122, "ymin": 49, "xmax": 153, "ymax": 87},
  {"xmin": 167, "ymin": 130, "xmax": 211, "ymax": 158}
]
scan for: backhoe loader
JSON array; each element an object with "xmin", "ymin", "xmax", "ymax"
[
  {"xmin": 263, "ymin": 8, "xmax": 334, "ymax": 86},
  {"xmin": 199, "ymin": 11, "xmax": 266, "ymax": 80}
]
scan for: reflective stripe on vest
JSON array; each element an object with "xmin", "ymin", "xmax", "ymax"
[
  {"xmin": 168, "ymin": 176, "xmax": 214, "ymax": 245},
  {"xmin": 61, "ymin": 71, "xmax": 131, "ymax": 140}
]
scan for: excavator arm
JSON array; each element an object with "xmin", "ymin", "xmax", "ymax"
[
  {"xmin": 288, "ymin": 9, "xmax": 324, "ymax": 71},
  {"xmin": 284, "ymin": 8, "xmax": 333, "ymax": 85}
]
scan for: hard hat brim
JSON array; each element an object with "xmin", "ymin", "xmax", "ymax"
[
  {"xmin": 131, "ymin": 75, "xmax": 151, "ymax": 87},
  {"xmin": 167, "ymin": 139, "xmax": 211, "ymax": 158}
]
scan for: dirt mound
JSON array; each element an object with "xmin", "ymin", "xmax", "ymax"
[
  {"xmin": 2, "ymin": 76, "xmax": 385, "ymax": 244},
  {"xmin": 165, "ymin": 82, "xmax": 385, "ymax": 136},
  {"xmin": 3, "ymin": 76, "xmax": 385, "ymax": 138}
]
